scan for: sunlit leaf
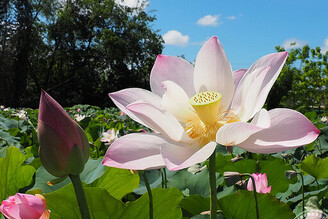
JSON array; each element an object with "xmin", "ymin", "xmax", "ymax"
[
  {"xmin": 0, "ymin": 147, "xmax": 35, "ymax": 201},
  {"xmin": 120, "ymin": 188, "xmax": 183, "ymax": 219}
]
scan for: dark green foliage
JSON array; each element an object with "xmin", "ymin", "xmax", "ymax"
[
  {"xmin": 266, "ymin": 44, "xmax": 328, "ymax": 113},
  {"xmin": 0, "ymin": 0, "xmax": 163, "ymax": 108}
]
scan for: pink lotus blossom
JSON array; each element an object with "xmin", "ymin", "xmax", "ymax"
[
  {"xmin": 247, "ymin": 173, "xmax": 271, "ymax": 193},
  {"xmin": 120, "ymin": 111, "xmax": 126, "ymax": 116},
  {"xmin": 38, "ymin": 90, "xmax": 90, "ymax": 177},
  {"xmin": 100, "ymin": 129, "xmax": 119, "ymax": 145},
  {"xmin": 103, "ymin": 36, "xmax": 319, "ymax": 171},
  {"xmin": 0, "ymin": 193, "xmax": 50, "ymax": 219}
]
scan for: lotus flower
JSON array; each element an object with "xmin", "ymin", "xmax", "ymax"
[
  {"xmin": 38, "ymin": 90, "xmax": 90, "ymax": 177},
  {"xmin": 247, "ymin": 173, "xmax": 271, "ymax": 193},
  {"xmin": 103, "ymin": 36, "xmax": 319, "ymax": 171},
  {"xmin": 0, "ymin": 193, "xmax": 50, "ymax": 219},
  {"xmin": 100, "ymin": 128, "xmax": 119, "ymax": 145}
]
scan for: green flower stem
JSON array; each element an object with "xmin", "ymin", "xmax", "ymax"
[
  {"xmin": 248, "ymin": 175, "xmax": 259, "ymax": 219},
  {"xmin": 163, "ymin": 168, "xmax": 167, "ymax": 189},
  {"xmin": 141, "ymin": 171, "xmax": 153, "ymax": 219},
  {"xmin": 298, "ymin": 173, "xmax": 305, "ymax": 218},
  {"xmin": 208, "ymin": 150, "xmax": 217, "ymax": 219},
  {"xmin": 69, "ymin": 174, "xmax": 90, "ymax": 219}
]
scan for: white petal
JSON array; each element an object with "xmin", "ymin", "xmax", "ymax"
[
  {"xmin": 161, "ymin": 80, "xmax": 197, "ymax": 123},
  {"xmin": 216, "ymin": 109, "xmax": 271, "ymax": 146},
  {"xmin": 126, "ymin": 101, "xmax": 192, "ymax": 143},
  {"xmin": 102, "ymin": 133, "xmax": 166, "ymax": 170},
  {"xmin": 109, "ymin": 88, "xmax": 162, "ymax": 126},
  {"xmin": 161, "ymin": 142, "xmax": 217, "ymax": 171},
  {"xmin": 231, "ymin": 52, "xmax": 288, "ymax": 121},
  {"xmin": 233, "ymin": 69, "xmax": 248, "ymax": 89},
  {"xmin": 237, "ymin": 108, "xmax": 320, "ymax": 153},
  {"xmin": 193, "ymin": 36, "xmax": 234, "ymax": 109},
  {"xmin": 150, "ymin": 55, "xmax": 195, "ymax": 97}
]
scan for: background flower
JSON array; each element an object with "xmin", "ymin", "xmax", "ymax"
[
  {"xmin": 0, "ymin": 193, "xmax": 50, "ymax": 219},
  {"xmin": 247, "ymin": 173, "xmax": 271, "ymax": 193}
]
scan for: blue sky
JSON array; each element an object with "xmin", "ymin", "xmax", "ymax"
[{"xmin": 138, "ymin": 0, "xmax": 328, "ymax": 70}]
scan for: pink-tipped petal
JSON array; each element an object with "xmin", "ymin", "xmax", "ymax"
[
  {"xmin": 232, "ymin": 52, "xmax": 288, "ymax": 121},
  {"xmin": 15, "ymin": 193, "xmax": 44, "ymax": 214},
  {"xmin": 217, "ymin": 109, "xmax": 270, "ymax": 146},
  {"xmin": 7, "ymin": 203, "xmax": 40, "ymax": 219},
  {"xmin": 233, "ymin": 69, "xmax": 248, "ymax": 89},
  {"xmin": 161, "ymin": 142, "xmax": 217, "ymax": 171},
  {"xmin": 126, "ymin": 101, "xmax": 192, "ymax": 142},
  {"xmin": 194, "ymin": 36, "xmax": 234, "ymax": 109},
  {"xmin": 102, "ymin": 133, "xmax": 166, "ymax": 170},
  {"xmin": 237, "ymin": 109, "xmax": 320, "ymax": 153},
  {"xmin": 109, "ymin": 88, "xmax": 162, "ymax": 126},
  {"xmin": 262, "ymin": 186, "xmax": 272, "ymax": 193},
  {"xmin": 150, "ymin": 55, "xmax": 195, "ymax": 97},
  {"xmin": 231, "ymin": 66, "xmax": 271, "ymax": 121},
  {"xmin": 161, "ymin": 80, "xmax": 197, "ymax": 123}
]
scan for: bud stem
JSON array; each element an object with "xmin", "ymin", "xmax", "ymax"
[
  {"xmin": 69, "ymin": 174, "xmax": 90, "ymax": 219},
  {"xmin": 248, "ymin": 174, "xmax": 260, "ymax": 219},
  {"xmin": 208, "ymin": 150, "xmax": 217, "ymax": 219},
  {"xmin": 141, "ymin": 171, "xmax": 153, "ymax": 219}
]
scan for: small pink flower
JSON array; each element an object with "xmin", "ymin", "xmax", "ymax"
[
  {"xmin": 77, "ymin": 108, "xmax": 81, "ymax": 113},
  {"xmin": 120, "ymin": 111, "xmax": 126, "ymax": 116},
  {"xmin": 0, "ymin": 193, "xmax": 50, "ymax": 219},
  {"xmin": 247, "ymin": 173, "xmax": 271, "ymax": 193}
]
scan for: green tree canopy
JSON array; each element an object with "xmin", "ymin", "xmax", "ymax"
[
  {"xmin": 0, "ymin": 0, "xmax": 163, "ymax": 107},
  {"xmin": 266, "ymin": 44, "xmax": 328, "ymax": 113}
]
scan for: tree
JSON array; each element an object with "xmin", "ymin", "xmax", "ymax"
[
  {"xmin": 0, "ymin": 0, "xmax": 163, "ymax": 108},
  {"xmin": 266, "ymin": 44, "xmax": 328, "ymax": 113}
]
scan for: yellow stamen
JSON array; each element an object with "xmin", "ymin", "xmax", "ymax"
[
  {"xmin": 186, "ymin": 92, "xmax": 240, "ymax": 147},
  {"xmin": 189, "ymin": 91, "xmax": 222, "ymax": 125}
]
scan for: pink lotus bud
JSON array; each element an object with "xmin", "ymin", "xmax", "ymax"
[
  {"xmin": 0, "ymin": 193, "xmax": 50, "ymax": 219},
  {"xmin": 247, "ymin": 173, "xmax": 271, "ymax": 193},
  {"xmin": 38, "ymin": 90, "xmax": 89, "ymax": 177}
]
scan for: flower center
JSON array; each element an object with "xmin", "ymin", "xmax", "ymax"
[
  {"xmin": 186, "ymin": 91, "xmax": 239, "ymax": 146},
  {"xmin": 189, "ymin": 91, "xmax": 222, "ymax": 125}
]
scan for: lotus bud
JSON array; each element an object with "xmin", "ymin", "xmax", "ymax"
[
  {"xmin": 224, "ymin": 171, "xmax": 242, "ymax": 186},
  {"xmin": 37, "ymin": 90, "xmax": 89, "ymax": 177},
  {"xmin": 285, "ymin": 170, "xmax": 298, "ymax": 180}
]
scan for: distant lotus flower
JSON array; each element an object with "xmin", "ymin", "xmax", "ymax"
[
  {"xmin": 0, "ymin": 105, "xmax": 4, "ymax": 110},
  {"xmin": 74, "ymin": 114, "xmax": 86, "ymax": 122},
  {"xmin": 12, "ymin": 109, "xmax": 27, "ymax": 120},
  {"xmin": 247, "ymin": 173, "xmax": 271, "ymax": 193},
  {"xmin": 120, "ymin": 111, "xmax": 126, "ymax": 116},
  {"xmin": 0, "ymin": 193, "xmax": 50, "ymax": 219},
  {"xmin": 77, "ymin": 108, "xmax": 81, "ymax": 113},
  {"xmin": 321, "ymin": 116, "xmax": 327, "ymax": 123},
  {"xmin": 100, "ymin": 129, "xmax": 119, "ymax": 145},
  {"xmin": 38, "ymin": 90, "xmax": 90, "ymax": 177},
  {"xmin": 103, "ymin": 36, "xmax": 319, "ymax": 171}
]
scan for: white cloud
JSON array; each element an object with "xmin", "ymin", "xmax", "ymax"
[
  {"xmin": 197, "ymin": 15, "xmax": 221, "ymax": 26},
  {"xmin": 282, "ymin": 38, "xmax": 307, "ymax": 49},
  {"xmin": 226, "ymin": 16, "xmax": 237, "ymax": 20},
  {"xmin": 322, "ymin": 38, "xmax": 328, "ymax": 54},
  {"xmin": 162, "ymin": 30, "xmax": 189, "ymax": 47},
  {"xmin": 115, "ymin": 0, "xmax": 148, "ymax": 9}
]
